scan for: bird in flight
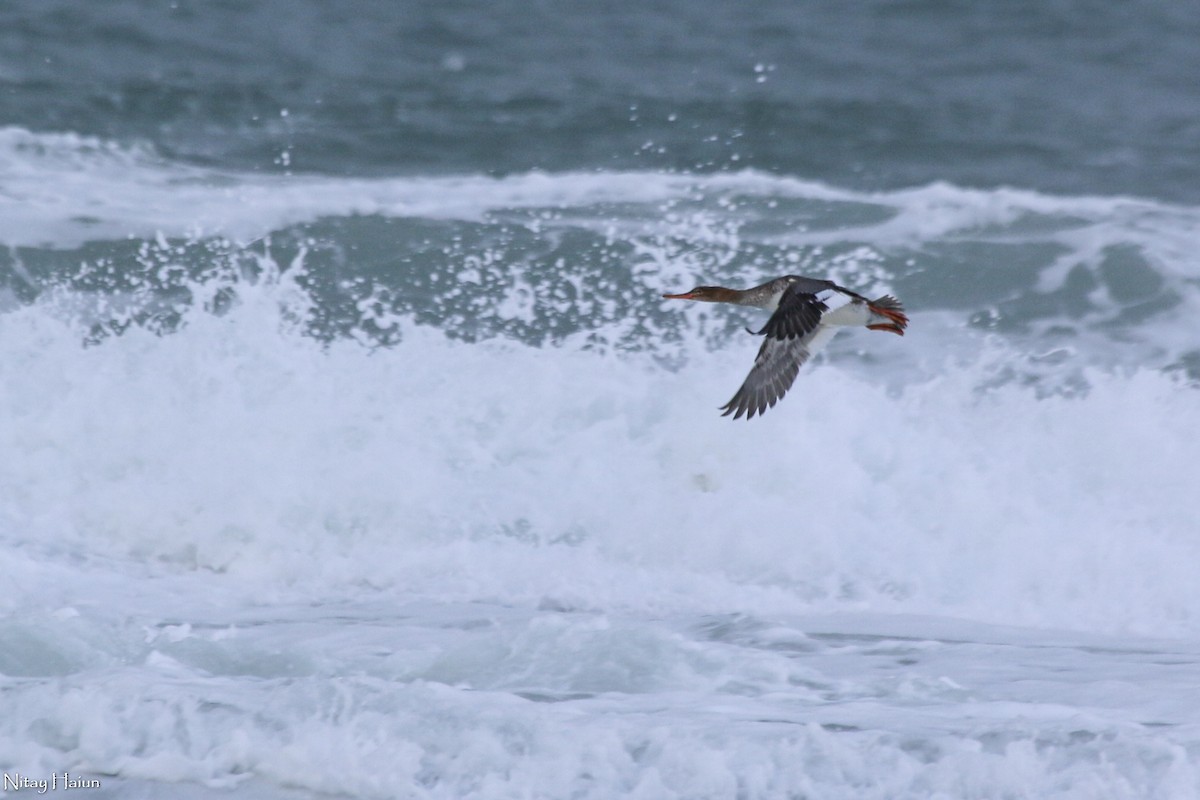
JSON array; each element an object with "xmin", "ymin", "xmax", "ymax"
[{"xmin": 663, "ymin": 276, "xmax": 908, "ymax": 419}]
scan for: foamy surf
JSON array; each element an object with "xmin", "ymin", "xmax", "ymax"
[
  {"xmin": 3, "ymin": 127, "xmax": 1196, "ymax": 375},
  {"xmin": 2, "ymin": 276, "xmax": 1197, "ymax": 634},
  {"xmin": 3, "ymin": 128, "xmax": 1200, "ymax": 797}
]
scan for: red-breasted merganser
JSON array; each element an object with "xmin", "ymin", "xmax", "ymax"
[{"xmin": 663, "ymin": 275, "xmax": 908, "ymax": 419}]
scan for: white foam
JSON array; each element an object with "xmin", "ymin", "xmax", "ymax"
[
  {"xmin": 4, "ymin": 602, "xmax": 1199, "ymax": 798},
  {"xmin": 4, "ymin": 302, "xmax": 1199, "ymax": 795},
  {"xmin": 0, "ymin": 127, "xmax": 717, "ymax": 247},
  {"xmin": 6, "ymin": 125, "xmax": 1199, "ymax": 271},
  {"xmin": 1, "ymin": 272, "xmax": 1197, "ymax": 637},
  {"xmin": 5, "ymin": 128, "xmax": 1200, "ymax": 796}
]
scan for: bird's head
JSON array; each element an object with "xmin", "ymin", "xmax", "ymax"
[{"xmin": 661, "ymin": 286, "xmax": 739, "ymax": 303}]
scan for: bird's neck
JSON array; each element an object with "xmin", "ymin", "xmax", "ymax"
[
  {"xmin": 708, "ymin": 286, "xmax": 756, "ymax": 306},
  {"xmin": 734, "ymin": 282, "xmax": 788, "ymax": 310}
]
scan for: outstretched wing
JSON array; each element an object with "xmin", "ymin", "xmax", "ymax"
[
  {"xmin": 722, "ymin": 288, "xmax": 848, "ymax": 419},
  {"xmin": 720, "ymin": 282, "xmax": 870, "ymax": 419},
  {"xmin": 720, "ymin": 334, "xmax": 816, "ymax": 420}
]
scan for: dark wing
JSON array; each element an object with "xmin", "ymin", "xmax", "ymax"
[
  {"xmin": 752, "ymin": 286, "xmax": 830, "ymax": 340},
  {"xmin": 721, "ymin": 282, "xmax": 858, "ymax": 419},
  {"xmin": 719, "ymin": 335, "xmax": 816, "ymax": 420}
]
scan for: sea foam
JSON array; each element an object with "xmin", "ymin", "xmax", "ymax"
[
  {"xmin": 2, "ymin": 268, "xmax": 1197, "ymax": 637},
  {"xmin": 4, "ymin": 128, "xmax": 1200, "ymax": 797}
]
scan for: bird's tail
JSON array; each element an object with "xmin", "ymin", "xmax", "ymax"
[{"xmin": 866, "ymin": 295, "xmax": 908, "ymax": 336}]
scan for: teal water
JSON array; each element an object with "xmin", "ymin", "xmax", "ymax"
[{"xmin": 3, "ymin": 0, "xmax": 1199, "ymax": 200}]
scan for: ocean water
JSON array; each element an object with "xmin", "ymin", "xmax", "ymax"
[{"xmin": 3, "ymin": 2, "xmax": 1200, "ymax": 798}]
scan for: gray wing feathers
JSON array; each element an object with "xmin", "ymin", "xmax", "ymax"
[
  {"xmin": 722, "ymin": 283, "xmax": 837, "ymax": 419},
  {"xmin": 719, "ymin": 335, "xmax": 814, "ymax": 420}
]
